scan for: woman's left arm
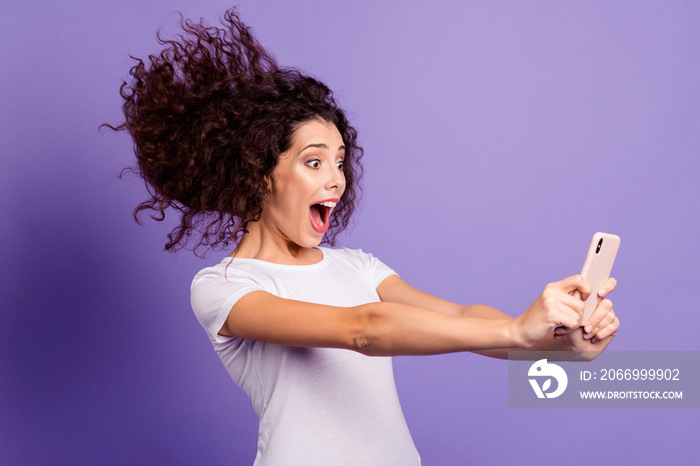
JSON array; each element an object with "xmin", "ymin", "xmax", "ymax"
[{"xmin": 376, "ymin": 275, "xmax": 619, "ymax": 360}]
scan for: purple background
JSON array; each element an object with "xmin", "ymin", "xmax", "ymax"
[{"xmin": 2, "ymin": 0, "xmax": 699, "ymax": 464}]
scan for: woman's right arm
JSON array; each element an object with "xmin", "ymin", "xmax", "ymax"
[{"xmin": 217, "ymin": 276, "xmax": 586, "ymax": 356}]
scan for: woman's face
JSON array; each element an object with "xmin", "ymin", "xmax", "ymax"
[{"xmin": 260, "ymin": 119, "xmax": 346, "ymax": 248}]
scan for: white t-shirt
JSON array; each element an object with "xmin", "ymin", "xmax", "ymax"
[{"xmin": 191, "ymin": 247, "xmax": 421, "ymax": 465}]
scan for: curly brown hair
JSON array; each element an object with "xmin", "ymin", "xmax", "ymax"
[{"xmin": 108, "ymin": 8, "xmax": 363, "ymax": 254}]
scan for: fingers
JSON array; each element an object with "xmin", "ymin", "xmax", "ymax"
[
  {"xmin": 552, "ymin": 314, "xmax": 619, "ymax": 346},
  {"xmin": 558, "ymin": 275, "xmax": 616, "ymax": 301},
  {"xmin": 591, "ymin": 312, "xmax": 619, "ymax": 343},
  {"xmin": 583, "ymin": 298, "xmax": 617, "ymax": 340},
  {"xmin": 541, "ymin": 285, "xmax": 584, "ymax": 328},
  {"xmin": 553, "ymin": 327, "xmax": 570, "ymax": 340},
  {"xmin": 524, "ymin": 276, "xmax": 615, "ymax": 348},
  {"xmin": 583, "ymin": 297, "xmax": 612, "ymax": 333},
  {"xmin": 565, "ymin": 275, "xmax": 618, "ymax": 330},
  {"xmin": 597, "ymin": 277, "xmax": 617, "ymax": 298},
  {"xmin": 558, "ymin": 305, "xmax": 582, "ymax": 329},
  {"xmin": 559, "ymin": 292, "xmax": 586, "ymax": 315},
  {"xmin": 557, "ymin": 274, "xmax": 592, "ymax": 301},
  {"xmin": 543, "ymin": 279, "xmax": 587, "ymax": 314}
]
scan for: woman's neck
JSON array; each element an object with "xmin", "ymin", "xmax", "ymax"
[{"xmin": 230, "ymin": 222, "xmax": 322, "ymax": 265}]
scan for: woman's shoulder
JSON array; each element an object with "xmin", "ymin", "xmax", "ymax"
[
  {"xmin": 320, "ymin": 247, "xmax": 394, "ymax": 276},
  {"xmin": 320, "ymin": 246, "xmax": 377, "ymax": 263},
  {"xmin": 192, "ymin": 256, "xmax": 232, "ymax": 277},
  {"xmin": 191, "ymin": 256, "xmax": 256, "ymax": 288}
]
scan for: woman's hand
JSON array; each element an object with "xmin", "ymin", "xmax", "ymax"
[
  {"xmin": 509, "ymin": 275, "xmax": 591, "ymax": 349},
  {"xmin": 551, "ymin": 277, "xmax": 619, "ymax": 355},
  {"xmin": 582, "ymin": 277, "xmax": 618, "ymax": 343}
]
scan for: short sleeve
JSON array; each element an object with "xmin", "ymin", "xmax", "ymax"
[
  {"xmin": 366, "ymin": 252, "xmax": 398, "ymax": 288},
  {"xmin": 190, "ymin": 262, "xmax": 263, "ymax": 345},
  {"xmin": 337, "ymin": 248, "xmax": 398, "ymax": 289}
]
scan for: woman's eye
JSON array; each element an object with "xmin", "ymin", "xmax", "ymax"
[
  {"xmin": 336, "ymin": 161, "xmax": 345, "ymax": 170},
  {"xmin": 307, "ymin": 160, "xmax": 321, "ymax": 168}
]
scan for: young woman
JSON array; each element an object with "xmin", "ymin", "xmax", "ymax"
[{"xmin": 112, "ymin": 8, "xmax": 619, "ymax": 465}]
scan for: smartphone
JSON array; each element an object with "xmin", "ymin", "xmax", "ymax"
[{"xmin": 576, "ymin": 232, "xmax": 620, "ymax": 326}]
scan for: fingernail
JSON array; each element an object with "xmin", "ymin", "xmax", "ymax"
[
  {"xmin": 583, "ymin": 333, "xmax": 591, "ymax": 340},
  {"xmin": 598, "ymin": 289, "xmax": 607, "ymax": 296},
  {"xmin": 585, "ymin": 325, "xmax": 593, "ymax": 333},
  {"xmin": 591, "ymin": 337, "xmax": 597, "ymax": 343}
]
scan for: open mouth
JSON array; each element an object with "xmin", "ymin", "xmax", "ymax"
[{"xmin": 309, "ymin": 200, "xmax": 337, "ymax": 233}]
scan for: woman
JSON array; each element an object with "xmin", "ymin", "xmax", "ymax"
[{"xmin": 112, "ymin": 8, "xmax": 619, "ymax": 465}]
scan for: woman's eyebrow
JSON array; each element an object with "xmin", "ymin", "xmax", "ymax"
[{"xmin": 297, "ymin": 143, "xmax": 345, "ymax": 156}]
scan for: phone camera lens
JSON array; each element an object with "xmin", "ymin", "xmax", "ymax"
[{"xmin": 596, "ymin": 238, "xmax": 603, "ymax": 254}]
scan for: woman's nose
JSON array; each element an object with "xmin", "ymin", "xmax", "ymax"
[{"xmin": 325, "ymin": 165, "xmax": 345, "ymax": 191}]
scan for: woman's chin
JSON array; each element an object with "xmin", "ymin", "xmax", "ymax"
[
  {"xmin": 304, "ymin": 236, "xmax": 324, "ymax": 248},
  {"xmin": 305, "ymin": 232, "xmax": 326, "ymax": 248}
]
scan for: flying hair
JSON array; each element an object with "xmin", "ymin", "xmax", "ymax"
[{"xmin": 105, "ymin": 8, "xmax": 363, "ymax": 255}]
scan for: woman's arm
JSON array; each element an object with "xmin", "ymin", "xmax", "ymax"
[
  {"xmin": 376, "ymin": 274, "xmax": 620, "ymax": 359},
  {"xmin": 219, "ymin": 291, "xmax": 516, "ymax": 355},
  {"xmin": 218, "ymin": 273, "xmax": 598, "ymax": 356}
]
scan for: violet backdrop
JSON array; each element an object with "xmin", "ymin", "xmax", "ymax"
[{"xmin": 2, "ymin": 0, "xmax": 699, "ymax": 464}]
